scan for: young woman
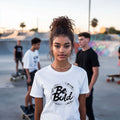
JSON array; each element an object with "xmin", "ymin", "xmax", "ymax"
[{"xmin": 30, "ymin": 16, "xmax": 89, "ymax": 120}]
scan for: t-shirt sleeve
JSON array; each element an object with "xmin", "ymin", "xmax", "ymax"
[
  {"xmin": 91, "ymin": 52, "xmax": 100, "ymax": 67},
  {"xmin": 23, "ymin": 53, "xmax": 31, "ymax": 69},
  {"xmin": 30, "ymin": 73, "xmax": 44, "ymax": 98},
  {"xmin": 80, "ymin": 71, "xmax": 89, "ymax": 94}
]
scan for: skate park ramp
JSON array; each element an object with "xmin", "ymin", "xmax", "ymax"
[
  {"xmin": 0, "ymin": 40, "xmax": 49, "ymax": 55},
  {"xmin": 0, "ymin": 32, "xmax": 50, "ymax": 55},
  {"xmin": 0, "ymin": 32, "xmax": 120, "ymax": 57}
]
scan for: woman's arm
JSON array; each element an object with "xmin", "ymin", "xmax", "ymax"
[
  {"xmin": 79, "ymin": 94, "xmax": 86, "ymax": 120},
  {"xmin": 35, "ymin": 98, "xmax": 43, "ymax": 120}
]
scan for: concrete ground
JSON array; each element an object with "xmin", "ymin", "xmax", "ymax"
[{"xmin": 0, "ymin": 54, "xmax": 120, "ymax": 120}]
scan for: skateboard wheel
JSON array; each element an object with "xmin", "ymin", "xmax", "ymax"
[
  {"xmin": 117, "ymin": 81, "xmax": 120, "ymax": 84},
  {"xmin": 106, "ymin": 79, "xmax": 110, "ymax": 82}
]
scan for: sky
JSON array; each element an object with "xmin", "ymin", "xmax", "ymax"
[{"xmin": 0, "ymin": 0, "xmax": 120, "ymax": 33}]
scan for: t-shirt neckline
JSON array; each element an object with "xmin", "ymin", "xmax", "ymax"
[
  {"xmin": 49, "ymin": 64, "xmax": 73, "ymax": 75},
  {"xmin": 30, "ymin": 49, "xmax": 36, "ymax": 53},
  {"xmin": 82, "ymin": 48, "xmax": 91, "ymax": 52}
]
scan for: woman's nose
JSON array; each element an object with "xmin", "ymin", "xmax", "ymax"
[{"xmin": 59, "ymin": 47, "xmax": 64, "ymax": 52}]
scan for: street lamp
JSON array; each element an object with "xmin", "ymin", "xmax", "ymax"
[{"xmin": 88, "ymin": 0, "xmax": 91, "ymax": 33}]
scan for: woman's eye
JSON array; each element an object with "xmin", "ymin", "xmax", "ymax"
[
  {"xmin": 64, "ymin": 45, "xmax": 70, "ymax": 48},
  {"xmin": 55, "ymin": 45, "xmax": 60, "ymax": 48}
]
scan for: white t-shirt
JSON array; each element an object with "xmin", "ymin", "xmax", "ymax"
[
  {"xmin": 22, "ymin": 49, "xmax": 39, "ymax": 72},
  {"xmin": 30, "ymin": 64, "xmax": 89, "ymax": 120}
]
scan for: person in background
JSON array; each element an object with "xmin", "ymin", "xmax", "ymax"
[
  {"xmin": 14, "ymin": 40, "xmax": 23, "ymax": 75},
  {"xmin": 75, "ymin": 32, "xmax": 100, "ymax": 120},
  {"xmin": 118, "ymin": 46, "xmax": 120, "ymax": 66},
  {"xmin": 22, "ymin": 37, "xmax": 41, "ymax": 114}
]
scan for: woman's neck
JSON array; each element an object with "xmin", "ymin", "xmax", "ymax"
[{"xmin": 51, "ymin": 60, "xmax": 71, "ymax": 72}]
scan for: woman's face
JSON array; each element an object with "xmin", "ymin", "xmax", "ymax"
[{"xmin": 52, "ymin": 35, "xmax": 72, "ymax": 62}]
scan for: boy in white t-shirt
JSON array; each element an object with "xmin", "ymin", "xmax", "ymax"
[
  {"xmin": 22, "ymin": 37, "xmax": 41, "ymax": 114},
  {"xmin": 30, "ymin": 16, "xmax": 89, "ymax": 120}
]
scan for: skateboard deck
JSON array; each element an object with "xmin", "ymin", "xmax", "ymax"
[
  {"xmin": 20, "ymin": 104, "xmax": 35, "ymax": 120},
  {"xmin": 106, "ymin": 74, "xmax": 120, "ymax": 84},
  {"xmin": 10, "ymin": 69, "xmax": 25, "ymax": 81}
]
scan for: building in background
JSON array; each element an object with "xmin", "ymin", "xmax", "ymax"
[{"xmin": 100, "ymin": 27, "xmax": 108, "ymax": 34}]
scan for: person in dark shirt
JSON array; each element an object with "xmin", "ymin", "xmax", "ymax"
[
  {"xmin": 118, "ymin": 46, "xmax": 120, "ymax": 66},
  {"xmin": 75, "ymin": 32, "xmax": 100, "ymax": 120},
  {"xmin": 14, "ymin": 40, "xmax": 23, "ymax": 75}
]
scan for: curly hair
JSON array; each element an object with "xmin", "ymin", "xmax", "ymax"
[{"xmin": 49, "ymin": 16, "xmax": 75, "ymax": 59}]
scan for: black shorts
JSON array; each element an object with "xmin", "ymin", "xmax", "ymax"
[
  {"xmin": 26, "ymin": 70, "xmax": 37, "ymax": 87},
  {"xmin": 15, "ymin": 58, "xmax": 22, "ymax": 63}
]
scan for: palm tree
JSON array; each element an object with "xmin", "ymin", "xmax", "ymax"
[
  {"xmin": 91, "ymin": 18, "xmax": 98, "ymax": 33},
  {"xmin": 30, "ymin": 28, "xmax": 38, "ymax": 32},
  {"xmin": 20, "ymin": 22, "xmax": 26, "ymax": 32}
]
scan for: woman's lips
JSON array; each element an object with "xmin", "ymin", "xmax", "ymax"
[{"xmin": 58, "ymin": 55, "xmax": 66, "ymax": 58}]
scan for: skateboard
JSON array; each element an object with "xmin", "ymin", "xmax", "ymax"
[
  {"xmin": 20, "ymin": 104, "xmax": 35, "ymax": 120},
  {"xmin": 106, "ymin": 74, "xmax": 120, "ymax": 84},
  {"xmin": 10, "ymin": 69, "xmax": 25, "ymax": 81}
]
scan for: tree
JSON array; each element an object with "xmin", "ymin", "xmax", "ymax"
[
  {"xmin": 20, "ymin": 22, "xmax": 26, "ymax": 32},
  {"xmin": 104, "ymin": 27, "xmax": 120, "ymax": 34},
  {"xmin": 116, "ymin": 30, "xmax": 120, "ymax": 34},
  {"xmin": 30, "ymin": 28, "xmax": 38, "ymax": 32},
  {"xmin": 91, "ymin": 18, "xmax": 98, "ymax": 33},
  {"xmin": 108, "ymin": 27, "xmax": 116, "ymax": 34}
]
